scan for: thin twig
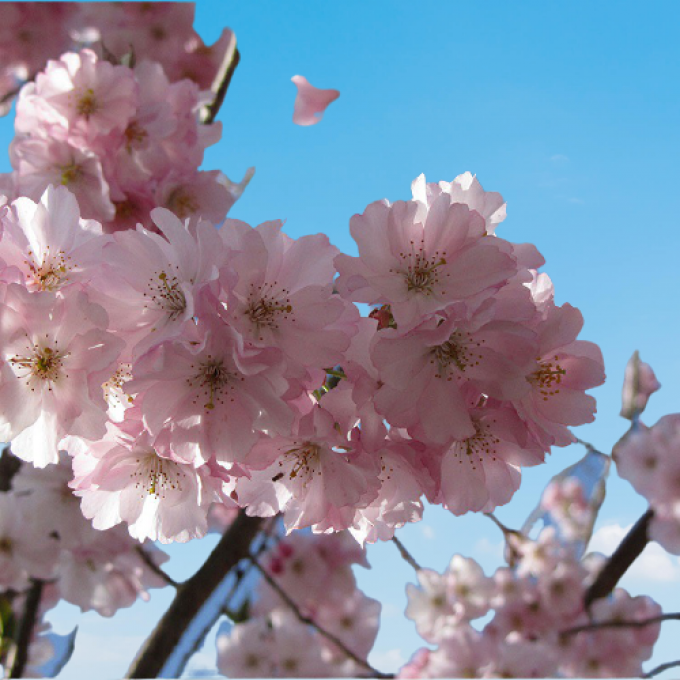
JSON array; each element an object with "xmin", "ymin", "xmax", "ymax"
[
  {"xmin": 575, "ymin": 437, "xmax": 609, "ymax": 458},
  {"xmin": 561, "ymin": 612, "xmax": 680, "ymax": 637},
  {"xmin": 200, "ymin": 31, "xmax": 240, "ymax": 125},
  {"xmin": 7, "ymin": 580, "xmax": 43, "ymax": 679},
  {"xmin": 391, "ymin": 536, "xmax": 422, "ymax": 572},
  {"xmin": 134, "ymin": 546, "xmax": 180, "ymax": 589},
  {"xmin": 484, "ymin": 512, "xmax": 524, "ymax": 564},
  {"xmin": 584, "ymin": 508, "xmax": 654, "ymax": 610},
  {"xmin": 643, "ymin": 659, "xmax": 680, "ymax": 678},
  {"xmin": 249, "ymin": 556, "xmax": 393, "ymax": 679}
]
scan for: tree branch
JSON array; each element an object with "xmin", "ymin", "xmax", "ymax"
[
  {"xmin": 249, "ymin": 556, "xmax": 393, "ymax": 679},
  {"xmin": 200, "ymin": 31, "xmax": 240, "ymax": 125},
  {"xmin": 6, "ymin": 580, "xmax": 43, "ymax": 679},
  {"xmin": 134, "ymin": 546, "xmax": 180, "ymax": 589},
  {"xmin": 561, "ymin": 612, "xmax": 680, "ymax": 637},
  {"xmin": 0, "ymin": 447, "xmax": 21, "ymax": 493},
  {"xmin": 125, "ymin": 510, "xmax": 264, "ymax": 679},
  {"xmin": 584, "ymin": 508, "xmax": 654, "ymax": 609},
  {"xmin": 392, "ymin": 536, "xmax": 422, "ymax": 572},
  {"xmin": 643, "ymin": 659, "xmax": 680, "ymax": 678}
]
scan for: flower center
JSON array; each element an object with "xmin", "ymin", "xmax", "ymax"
[
  {"xmin": 103, "ymin": 364, "xmax": 133, "ymax": 409},
  {"xmin": 25, "ymin": 245, "xmax": 72, "ymax": 291},
  {"xmin": 76, "ymin": 88, "xmax": 98, "ymax": 118},
  {"xmin": 453, "ymin": 420, "xmax": 501, "ymax": 470},
  {"xmin": 132, "ymin": 452, "xmax": 183, "ymax": 499},
  {"xmin": 124, "ymin": 121, "xmax": 148, "ymax": 151},
  {"xmin": 245, "ymin": 285, "xmax": 292, "ymax": 338},
  {"xmin": 10, "ymin": 341, "xmax": 68, "ymax": 388},
  {"xmin": 187, "ymin": 355, "xmax": 233, "ymax": 411},
  {"xmin": 165, "ymin": 188, "xmax": 199, "ymax": 219},
  {"xmin": 529, "ymin": 355, "xmax": 567, "ymax": 400},
  {"xmin": 392, "ymin": 240, "xmax": 448, "ymax": 295},
  {"xmin": 277, "ymin": 441, "xmax": 321, "ymax": 482},
  {"xmin": 431, "ymin": 330, "xmax": 483, "ymax": 378},
  {"xmin": 145, "ymin": 269, "xmax": 186, "ymax": 321},
  {"xmin": 59, "ymin": 162, "xmax": 82, "ymax": 186}
]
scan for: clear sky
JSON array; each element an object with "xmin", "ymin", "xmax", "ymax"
[{"xmin": 2, "ymin": 1, "xmax": 680, "ymax": 677}]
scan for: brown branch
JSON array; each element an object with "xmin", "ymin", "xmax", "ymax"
[
  {"xmin": 561, "ymin": 612, "xmax": 680, "ymax": 637},
  {"xmin": 134, "ymin": 546, "xmax": 180, "ymax": 589},
  {"xmin": 0, "ymin": 447, "xmax": 21, "ymax": 493},
  {"xmin": 125, "ymin": 511, "xmax": 264, "ymax": 679},
  {"xmin": 643, "ymin": 659, "xmax": 680, "ymax": 678},
  {"xmin": 392, "ymin": 536, "xmax": 422, "ymax": 572},
  {"xmin": 7, "ymin": 580, "xmax": 43, "ymax": 679},
  {"xmin": 250, "ymin": 556, "xmax": 393, "ymax": 679},
  {"xmin": 200, "ymin": 31, "xmax": 240, "ymax": 125},
  {"xmin": 584, "ymin": 508, "xmax": 654, "ymax": 610}
]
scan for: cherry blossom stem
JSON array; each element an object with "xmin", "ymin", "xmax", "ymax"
[
  {"xmin": 125, "ymin": 511, "xmax": 264, "ymax": 679},
  {"xmin": 6, "ymin": 579, "xmax": 43, "ymax": 679},
  {"xmin": 484, "ymin": 512, "xmax": 523, "ymax": 563},
  {"xmin": 200, "ymin": 37, "xmax": 240, "ymax": 125},
  {"xmin": 584, "ymin": 508, "xmax": 654, "ymax": 609},
  {"xmin": 575, "ymin": 437, "xmax": 609, "ymax": 457},
  {"xmin": 249, "ymin": 556, "xmax": 393, "ymax": 679},
  {"xmin": 643, "ymin": 659, "xmax": 680, "ymax": 678},
  {"xmin": 134, "ymin": 546, "xmax": 180, "ymax": 589},
  {"xmin": 392, "ymin": 535, "xmax": 422, "ymax": 572},
  {"xmin": 561, "ymin": 612, "xmax": 680, "ymax": 637}
]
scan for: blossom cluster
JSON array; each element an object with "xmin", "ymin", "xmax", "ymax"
[
  {"xmin": 216, "ymin": 531, "xmax": 380, "ymax": 677},
  {"xmin": 0, "ymin": 452, "xmax": 167, "ymax": 617},
  {"xmin": 1, "ymin": 46, "xmax": 242, "ymax": 234},
  {"xmin": 0, "ymin": 2, "xmax": 233, "ymax": 115},
  {"xmin": 615, "ymin": 413, "xmax": 680, "ymax": 554},
  {"xmin": 332, "ymin": 173, "xmax": 605, "ymax": 520},
  {"xmin": 401, "ymin": 523, "xmax": 661, "ymax": 678},
  {"xmin": 0, "ymin": 170, "xmax": 604, "ymax": 545}
]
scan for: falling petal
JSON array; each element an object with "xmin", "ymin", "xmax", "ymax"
[{"xmin": 291, "ymin": 75, "xmax": 339, "ymax": 126}]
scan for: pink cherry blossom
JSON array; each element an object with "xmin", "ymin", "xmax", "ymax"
[
  {"xmin": 220, "ymin": 217, "xmax": 358, "ymax": 371},
  {"xmin": 517, "ymin": 302, "xmax": 605, "ymax": 449},
  {"xmin": 411, "ymin": 172, "xmax": 507, "ymax": 235},
  {"xmin": 237, "ymin": 399, "xmax": 380, "ymax": 533},
  {"xmin": 0, "ymin": 184, "xmax": 106, "ymax": 292},
  {"xmin": 335, "ymin": 191, "xmax": 517, "ymax": 329},
  {"xmin": 620, "ymin": 350, "xmax": 661, "ymax": 420},
  {"xmin": 70, "ymin": 415, "xmax": 224, "ymax": 543},
  {"xmin": 0, "ymin": 285, "xmax": 123, "ymax": 466},
  {"xmin": 16, "ymin": 49, "xmax": 138, "ymax": 144},
  {"xmin": 125, "ymin": 313, "xmax": 293, "ymax": 465},
  {"xmin": 291, "ymin": 75, "xmax": 340, "ymax": 126}
]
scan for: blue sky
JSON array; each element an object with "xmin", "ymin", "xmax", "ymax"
[{"xmin": 2, "ymin": 0, "xmax": 680, "ymax": 677}]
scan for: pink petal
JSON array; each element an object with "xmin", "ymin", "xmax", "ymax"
[{"xmin": 291, "ymin": 75, "xmax": 339, "ymax": 126}]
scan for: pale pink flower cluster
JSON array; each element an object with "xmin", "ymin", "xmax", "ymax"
[
  {"xmin": 0, "ymin": 453, "xmax": 167, "ymax": 617},
  {"xmin": 0, "ymin": 170, "xmax": 605, "ymax": 545},
  {"xmin": 401, "ymin": 528, "xmax": 661, "ymax": 678},
  {"xmin": 335, "ymin": 173, "xmax": 605, "ymax": 517},
  {"xmin": 0, "ymin": 3, "xmax": 234, "ymax": 114},
  {"xmin": 5, "ymin": 47, "xmax": 242, "ymax": 233},
  {"xmin": 615, "ymin": 414, "xmax": 680, "ymax": 554},
  {"xmin": 540, "ymin": 476, "xmax": 594, "ymax": 542},
  {"xmin": 216, "ymin": 531, "xmax": 380, "ymax": 677}
]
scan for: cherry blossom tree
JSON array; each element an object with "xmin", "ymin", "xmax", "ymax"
[{"xmin": 0, "ymin": 3, "xmax": 676, "ymax": 680}]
